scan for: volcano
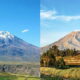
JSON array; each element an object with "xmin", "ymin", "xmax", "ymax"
[
  {"xmin": 41, "ymin": 31, "xmax": 80, "ymax": 53},
  {"xmin": 0, "ymin": 31, "xmax": 39, "ymax": 62}
]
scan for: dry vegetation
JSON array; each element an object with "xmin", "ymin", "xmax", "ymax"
[
  {"xmin": 41, "ymin": 46, "xmax": 80, "ymax": 79},
  {"xmin": 41, "ymin": 67, "xmax": 80, "ymax": 79},
  {"xmin": 64, "ymin": 55, "xmax": 80, "ymax": 65},
  {"xmin": 56, "ymin": 54, "xmax": 80, "ymax": 65}
]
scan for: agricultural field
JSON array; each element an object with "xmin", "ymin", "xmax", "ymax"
[
  {"xmin": 56, "ymin": 55, "xmax": 80, "ymax": 65},
  {"xmin": 41, "ymin": 67, "xmax": 80, "ymax": 80},
  {"xmin": 64, "ymin": 55, "xmax": 80, "ymax": 65}
]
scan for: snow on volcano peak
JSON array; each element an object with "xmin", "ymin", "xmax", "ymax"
[{"xmin": 0, "ymin": 31, "xmax": 14, "ymax": 39}]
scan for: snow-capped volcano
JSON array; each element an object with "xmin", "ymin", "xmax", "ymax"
[
  {"xmin": 0, "ymin": 31, "xmax": 14, "ymax": 39},
  {"xmin": 0, "ymin": 31, "xmax": 39, "ymax": 62},
  {"xmin": 41, "ymin": 31, "xmax": 80, "ymax": 53}
]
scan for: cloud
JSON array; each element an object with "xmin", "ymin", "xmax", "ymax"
[
  {"xmin": 22, "ymin": 29, "xmax": 29, "ymax": 33},
  {"xmin": 57, "ymin": 16, "xmax": 80, "ymax": 21},
  {"xmin": 74, "ymin": 29, "xmax": 80, "ymax": 32},
  {"xmin": 40, "ymin": 10, "xmax": 80, "ymax": 21},
  {"xmin": 40, "ymin": 10, "xmax": 57, "ymax": 20}
]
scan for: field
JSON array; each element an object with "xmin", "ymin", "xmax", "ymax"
[
  {"xmin": 56, "ymin": 54, "xmax": 80, "ymax": 65},
  {"xmin": 41, "ymin": 67, "xmax": 80, "ymax": 80},
  {"xmin": 0, "ymin": 73, "xmax": 40, "ymax": 80},
  {"xmin": 0, "ymin": 62, "xmax": 40, "ymax": 80}
]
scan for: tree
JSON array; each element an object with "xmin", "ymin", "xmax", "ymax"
[
  {"xmin": 40, "ymin": 58, "xmax": 44, "ymax": 67},
  {"xmin": 40, "ymin": 48, "xmax": 56, "ymax": 67},
  {"xmin": 51, "ymin": 45, "xmax": 60, "ymax": 56},
  {"xmin": 55, "ymin": 58, "xmax": 66, "ymax": 69},
  {"xmin": 40, "ymin": 45, "xmax": 78, "ymax": 68}
]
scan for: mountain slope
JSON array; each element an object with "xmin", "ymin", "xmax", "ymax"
[
  {"xmin": 41, "ymin": 31, "xmax": 80, "ymax": 53},
  {"xmin": 0, "ymin": 31, "xmax": 39, "ymax": 62}
]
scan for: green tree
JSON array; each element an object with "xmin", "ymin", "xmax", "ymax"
[{"xmin": 55, "ymin": 58, "xmax": 66, "ymax": 69}]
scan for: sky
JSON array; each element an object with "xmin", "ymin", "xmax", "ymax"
[
  {"xmin": 0, "ymin": 0, "xmax": 40, "ymax": 46},
  {"xmin": 41, "ymin": 0, "xmax": 80, "ymax": 47}
]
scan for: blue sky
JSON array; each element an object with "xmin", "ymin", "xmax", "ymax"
[
  {"xmin": 41, "ymin": 0, "xmax": 80, "ymax": 46},
  {"xmin": 0, "ymin": 0, "xmax": 40, "ymax": 46}
]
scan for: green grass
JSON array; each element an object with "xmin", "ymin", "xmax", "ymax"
[
  {"xmin": 0, "ymin": 73, "xmax": 40, "ymax": 80},
  {"xmin": 0, "ymin": 76, "xmax": 17, "ymax": 80},
  {"xmin": 0, "ymin": 76, "xmax": 40, "ymax": 80}
]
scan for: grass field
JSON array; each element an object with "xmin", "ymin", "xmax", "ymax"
[
  {"xmin": 41, "ymin": 76, "xmax": 80, "ymax": 80},
  {"xmin": 0, "ymin": 76, "xmax": 40, "ymax": 80},
  {"xmin": 0, "ymin": 72, "xmax": 40, "ymax": 80},
  {"xmin": 41, "ymin": 67, "xmax": 80, "ymax": 79}
]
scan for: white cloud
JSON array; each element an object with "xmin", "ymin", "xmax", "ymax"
[
  {"xmin": 22, "ymin": 29, "xmax": 29, "ymax": 33},
  {"xmin": 40, "ymin": 10, "xmax": 80, "ymax": 21},
  {"xmin": 57, "ymin": 15, "xmax": 80, "ymax": 21},
  {"xmin": 40, "ymin": 10, "xmax": 57, "ymax": 20},
  {"xmin": 74, "ymin": 29, "xmax": 80, "ymax": 32}
]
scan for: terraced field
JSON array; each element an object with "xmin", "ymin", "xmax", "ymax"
[
  {"xmin": 64, "ymin": 55, "xmax": 80, "ymax": 65},
  {"xmin": 56, "ymin": 55, "xmax": 80, "ymax": 65}
]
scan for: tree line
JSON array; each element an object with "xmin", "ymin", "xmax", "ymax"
[{"xmin": 40, "ymin": 45, "xmax": 78, "ymax": 69}]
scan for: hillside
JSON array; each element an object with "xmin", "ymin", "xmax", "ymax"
[
  {"xmin": 41, "ymin": 31, "xmax": 80, "ymax": 54},
  {"xmin": 0, "ymin": 31, "xmax": 39, "ymax": 62}
]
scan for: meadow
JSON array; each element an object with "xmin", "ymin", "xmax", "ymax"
[
  {"xmin": 0, "ymin": 72, "xmax": 40, "ymax": 80},
  {"xmin": 41, "ymin": 67, "xmax": 80, "ymax": 80}
]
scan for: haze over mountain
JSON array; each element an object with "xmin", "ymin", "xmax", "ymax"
[
  {"xmin": 41, "ymin": 31, "xmax": 80, "ymax": 53},
  {"xmin": 0, "ymin": 31, "xmax": 39, "ymax": 62}
]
